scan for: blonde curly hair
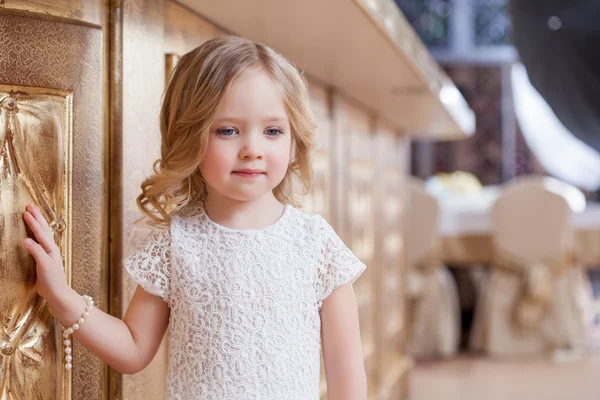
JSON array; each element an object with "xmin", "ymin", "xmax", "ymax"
[{"xmin": 137, "ymin": 36, "xmax": 317, "ymax": 228}]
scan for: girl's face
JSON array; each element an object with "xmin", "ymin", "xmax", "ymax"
[{"xmin": 200, "ymin": 68, "xmax": 292, "ymax": 204}]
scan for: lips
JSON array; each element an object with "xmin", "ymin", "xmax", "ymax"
[{"xmin": 232, "ymin": 169, "xmax": 265, "ymax": 177}]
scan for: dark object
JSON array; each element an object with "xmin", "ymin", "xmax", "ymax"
[{"xmin": 509, "ymin": 0, "xmax": 600, "ymax": 152}]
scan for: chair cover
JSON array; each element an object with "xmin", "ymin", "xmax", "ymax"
[
  {"xmin": 406, "ymin": 178, "xmax": 461, "ymax": 358},
  {"xmin": 470, "ymin": 177, "xmax": 594, "ymax": 357}
]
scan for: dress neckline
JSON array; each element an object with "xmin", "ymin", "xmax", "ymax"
[{"xmin": 199, "ymin": 203, "xmax": 291, "ymax": 234}]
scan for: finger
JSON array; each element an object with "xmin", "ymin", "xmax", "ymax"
[
  {"xmin": 25, "ymin": 204, "xmax": 53, "ymax": 237},
  {"xmin": 23, "ymin": 211, "xmax": 57, "ymax": 255},
  {"xmin": 24, "ymin": 238, "xmax": 53, "ymax": 268},
  {"xmin": 27, "ymin": 204, "xmax": 54, "ymax": 236}
]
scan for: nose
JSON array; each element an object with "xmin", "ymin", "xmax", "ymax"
[{"xmin": 238, "ymin": 132, "xmax": 264, "ymax": 160}]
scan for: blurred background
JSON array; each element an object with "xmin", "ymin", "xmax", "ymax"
[{"xmin": 398, "ymin": 1, "xmax": 600, "ymax": 399}]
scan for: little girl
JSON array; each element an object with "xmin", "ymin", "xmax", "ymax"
[{"xmin": 23, "ymin": 36, "xmax": 367, "ymax": 399}]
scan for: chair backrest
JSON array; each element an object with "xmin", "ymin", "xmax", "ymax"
[
  {"xmin": 405, "ymin": 178, "xmax": 440, "ymax": 266},
  {"xmin": 511, "ymin": 174, "xmax": 586, "ymax": 213},
  {"xmin": 492, "ymin": 177, "xmax": 578, "ymax": 262}
]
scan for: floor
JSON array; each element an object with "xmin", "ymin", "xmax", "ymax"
[
  {"xmin": 407, "ymin": 270, "xmax": 600, "ymax": 400},
  {"xmin": 408, "ymin": 354, "xmax": 600, "ymax": 400}
]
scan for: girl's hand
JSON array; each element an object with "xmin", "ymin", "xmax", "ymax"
[{"xmin": 22, "ymin": 204, "xmax": 68, "ymax": 302}]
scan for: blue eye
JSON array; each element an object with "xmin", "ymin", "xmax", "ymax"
[
  {"xmin": 265, "ymin": 128, "xmax": 283, "ymax": 136},
  {"xmin": 217, "ymin": 128, "xmax": 237, "ymax": 136}
]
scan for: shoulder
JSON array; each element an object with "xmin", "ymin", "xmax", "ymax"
[
  {"xmin": 285, "ymin": 205, "xmax": 326, "ymax": 228},
  {"xmin": 125, "ymin": 224, "xmax": 172, "ymax": 262},
  {"xmin": 284, "ymin": 205, "xmax": 334, "ymax": 241}
]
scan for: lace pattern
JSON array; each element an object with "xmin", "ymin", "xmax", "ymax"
[
  {"xmin": 124, "ymin": 230, "xmax": 172, "ymax": 304},
  {"xmin": 124, "ymin": 204, "xmax": 366, "ymax": 399}
]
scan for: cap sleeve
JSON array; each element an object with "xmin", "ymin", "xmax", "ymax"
[
  {"xmin": 123, "ymin": 229, "xmax": 172, "ymax": 304},
  {"xmin": 315, "ymin": 216, "xmax": 366, "ymax": 307}
]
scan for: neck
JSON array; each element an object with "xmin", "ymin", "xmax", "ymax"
[{"xmin": 202, "ymin": 192, "xmax": 285, "ymax": 230}]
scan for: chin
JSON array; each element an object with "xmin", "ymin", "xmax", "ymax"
[{"xmin": 222, "ymin": 188, "xmax": 274, "ymax": 203}]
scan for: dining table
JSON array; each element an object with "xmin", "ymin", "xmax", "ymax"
[{"xmin": 432, "ymin": 186, "xmax": 600, "ymax": 267}]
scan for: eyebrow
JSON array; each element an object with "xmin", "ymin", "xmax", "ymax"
[{"xmin": 216, "ymin": 116, "xmax": 289, "ymax": 124}]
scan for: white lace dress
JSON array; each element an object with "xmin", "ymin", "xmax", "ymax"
[{"xmin": 124, "ymin": 204, "xmax": 366, "ymax": 400}]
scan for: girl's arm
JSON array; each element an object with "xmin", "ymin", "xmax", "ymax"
[
  {"xmin": 320, "ymin": 282, "xmax": 367, "ymax": 400},
  {"xmin": 48, "ymin": 285, "xmax": 170, "ymax": 375},
  {"xmin": 23, "ymin": 204, "xmax": 170, "ymax": 375}
]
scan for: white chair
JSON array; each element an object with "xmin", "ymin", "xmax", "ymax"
[
  {"xmin": 511, "ymin": 174, "xmax": 586, "ymax": 214},
  {"xmin": 470, "ymin": 176, "xmax": 594, "ymax": 357},
  {"xmin": 405, "ymin": 178, "xmax": 460, "ymax": 359}
]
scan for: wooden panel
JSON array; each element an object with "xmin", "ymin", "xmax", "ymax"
[
  {"xmin": 110, "ymin": 0, "xmax": 167, "ymax": 399},
  {"xmin": 374, "ymin": 123, "xmax": 412, "ymax": 399},
  {"xmin": 0, "ymin": 8, "xmax": 105, "ymax": 400},
  {"xmin": 378, "ymin": 129, "xmax": 402, "ymax": 367},
  {"xmin": 164, "ymin": 0, "xmax": 219, "ymax": 56},
  {"xmin": 303, "ymin": 82, "xmax": 333, "ymax": 399},
  {"xmin": 165, "ymin": 54, "xmax": 181, "ymax": 84},
  {"xmin": 302, "ymin": 81, "xmax": 331, "ymax": 219},
  {"xmin": 2, "ymin": 0, "xmax": 108, "ymax": 26},
  {"xmin": 397, "ymin": 134, "xmax": 412, "ymax": 400},
  {"xmin": 332, "ymin": 97, "xmax": 379, "ymax": 393}
]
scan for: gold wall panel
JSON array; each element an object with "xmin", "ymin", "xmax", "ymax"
[
  {"xmin": 302, "ymin": 82, "xmax": 331, "ymax": 219},
  {"xmin": 303, "ymin": 83, "xmax": 333, "ymax": 399},
  {"xmin": 349, "ymin": 159, "xmax": 377, "ymax": 385},
  {"xmin": 374, "ymin": 126, "xmax": 412, "ymax": 399},
  {"xmin": 330, "ymin": 95, "xmax": 411, "ymax": 399},
  {"xmin": 2, "ymin": 0, "xmax": 107, "ymax": 26},
  {"xmin": 303, "ymin": 151, "xmax": 329, "ymax": 216},
  {"xmin": 110, "ymin": 0, "xmax": 167, "ymax": 399},
  {"xmin": 164, "ymin": 0, "xmax": 221, "ymax": 56},
  {"xmin": 333, "ymin": 98, "xmax": 378, "ymax": 390},
  {"xmin": 0, "ymin": 87, "xmax": 72, "ymax": 400},
  {"xmin": 165, "ymin": 54, "xmax": 181, "ymax": 85},
  {"xmin": 0, "ymin": 9, "xmax": 105, "ymax": 400},
  {"xmin": 380, "ymin": 130, "xmax": 403, "ymax": 363}
]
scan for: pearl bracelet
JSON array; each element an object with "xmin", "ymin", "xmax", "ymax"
[{"xmin": 62, "ymin": 294, "xmax": 94, "ymax": 371}]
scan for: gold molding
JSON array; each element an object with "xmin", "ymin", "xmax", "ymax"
[
  {"xmin": 0, "ymin": 10, "xmax": 105, "ymax": 400},
  {"xmin": 0, "ymin": 85, "xmax": 73, "ymax": 399},
  {"xmin": 165, "ymin": 53, "xmax": 181, "ymax": 85}
]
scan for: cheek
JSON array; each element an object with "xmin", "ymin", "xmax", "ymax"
[
  {"xmin": 200, "ymin": 141, "xmax": 234, "ymax": 178},
  {"xmin": 270, "ymin": 139, "xmax": 292, "ymax": 172}
]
